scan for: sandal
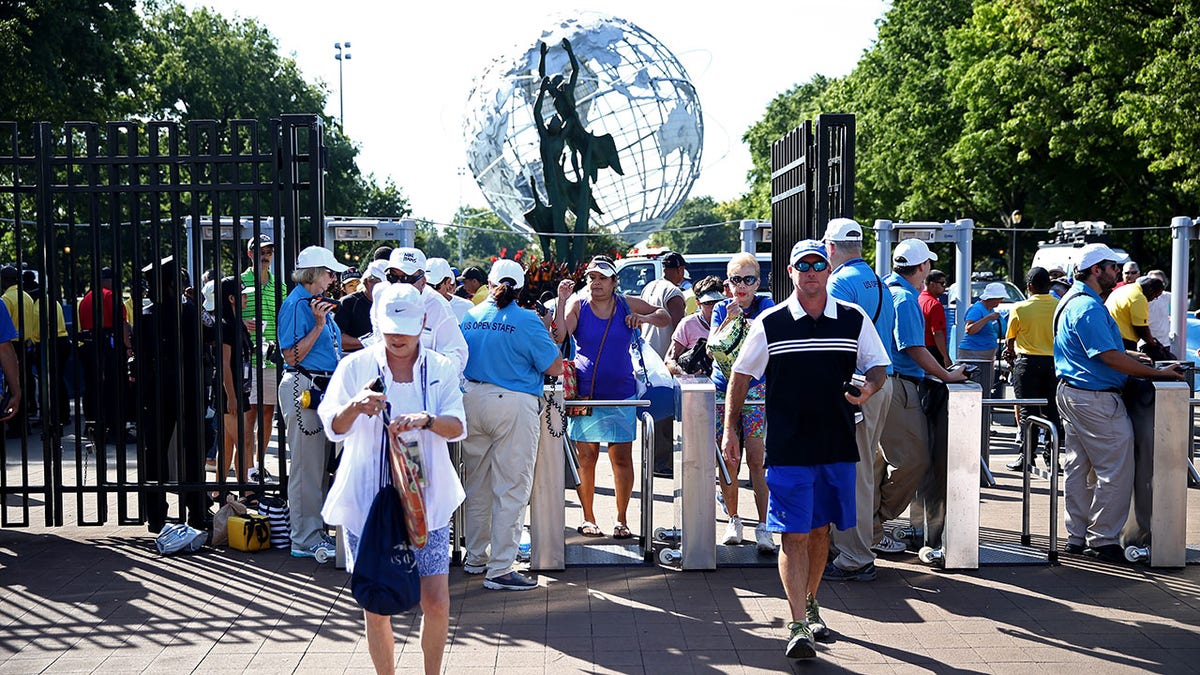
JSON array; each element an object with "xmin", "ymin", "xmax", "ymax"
[
  {"xmin": 612, "ymin": 522, "xmax": 633, "ymax": 540},
  {"xmin": 576, "ymin": 521, "xmax": 603, "ymax": 537}
]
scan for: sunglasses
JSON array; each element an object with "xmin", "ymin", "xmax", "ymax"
[
  {"xmin": 727, "ymin": 275, "xmax": 758, "ymax": 286},
  {"xmin": 386, "ymin": 270, "xmax": 424, "ymax": 285},
  {"xmin": 793, "ymin": 260, "xmax": 829, "ymax": 273}
]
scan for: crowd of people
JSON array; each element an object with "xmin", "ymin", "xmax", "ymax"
[{"xmin": 0, "ymin": 221, "xmax": 1191, "ymax": 668}]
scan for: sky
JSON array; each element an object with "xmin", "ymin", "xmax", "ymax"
[{"xmin": 182, "ymin": 1, "xmax": 889, "ymax": 227}]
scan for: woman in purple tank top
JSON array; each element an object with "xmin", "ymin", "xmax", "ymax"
[{"xmin": 553, "ymin": 256, "xmax": 670, "ymax": 539}]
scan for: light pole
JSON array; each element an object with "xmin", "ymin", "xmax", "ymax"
[
  {"xmin": 1009, "ymin": 210, "xmax": 1022, "ymax": 282},
  {"xmin": 334, "ymin": 41, "xmax": 351, "ymax": 127}
]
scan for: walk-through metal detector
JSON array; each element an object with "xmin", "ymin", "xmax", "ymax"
[
  {"xmin": 1168, "ymin": 216, "xmax": 1200, "ymax": 487},
  {"xmin": 323, "ymin": 217, "xmax": 415, "ymax": 252},
  {"xmin": 873, "ymin": 219, "xmax": 974, "ymax": 340}
]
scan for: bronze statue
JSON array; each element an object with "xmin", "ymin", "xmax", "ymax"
[{"xmin": 526, "ymin": 38, "xmax": 624, "ymax": 265}]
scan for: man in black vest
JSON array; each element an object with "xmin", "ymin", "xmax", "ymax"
[{"xmin": 723, "ymin": 239, "xmax": 889, "ymax": 660}]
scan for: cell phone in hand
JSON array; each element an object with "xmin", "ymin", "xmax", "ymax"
[
  {"xmin": 843, "ymin": 382, "xmax": 862, "ymax": 397},
  {"xmin": 308, "ymin": 296, "xmax": 340, "ymax": 311},
  {"xmin": 369, "ymin": 376, "xmax": 386, "ymax": 393}
]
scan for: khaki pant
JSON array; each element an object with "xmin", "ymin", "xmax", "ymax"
[
  {"xmin": 831, "ymin": 377, "xmax": 893, "ymax": 570},
  {"xmin": 279, "ymin": 370, "xmax": 332, "ymax": 551},
  {"xmin": 1057, "ymin": 383, "xmax": 1134, "ymax": 548},
  {"xmin": 876, "ymin": 377, "xmax": 928, "ymax": 538},
  {"xmin": 461, "ymin": 382, "xmax": 541, "ymax": 578}
]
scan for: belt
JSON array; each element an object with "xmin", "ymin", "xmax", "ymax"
[
  {"xmin": 1059, "ymin": 379, "xmax": 1120, "ymax": 394},
  {"xmin": 889, "ymin": 373, "xmax": 922, "ymax": 386},
  {"xmin": 285, "ymin": 368, "xmax": 333, "ymax": 377},
  {"xmin": 466, "ymin": 378, "xmax": 485, "ymax": 384}
]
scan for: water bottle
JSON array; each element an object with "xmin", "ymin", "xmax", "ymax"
[{"xmin": 517, "ymin": 527, "xmax": 531, "ymax": 562}]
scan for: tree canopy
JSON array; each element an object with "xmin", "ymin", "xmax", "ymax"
[{"xmin": 742, "ymin": 0, "xmax": 1198, "ymax": 278}]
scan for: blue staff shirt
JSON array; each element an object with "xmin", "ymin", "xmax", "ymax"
[
  {"xmin": 0, "ymin": 303, "xmax": 15, "ymax": 343},
  {"xmin": 883, "ymin": 272, "xmax": 926, "ymax": 379},
  {"xmin": 277, "ymin": 284, "xmax": 343, "ymax": 373},
  {"xmin": 829, "ymin": 258, "xmax": 895, "ymax": 375},
  {"xmin": 959, "ymin": 301, "xmax": 1001, "ymax": 352},
  {"xmin": 461, "ymin": 300, "xmax": 560, "ymax": 397},
  {"xmin": 1054, "ymin": 282, "xmax": 1127, "ymax": 391}
]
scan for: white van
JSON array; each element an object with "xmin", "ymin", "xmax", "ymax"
[
  {"xmin": 1030, "ymin": 222, "xmax": 1128, "ymax": 278},
  {"xmin": 614, "ymin": 250, "xmax": 773, "ymax": 297}
]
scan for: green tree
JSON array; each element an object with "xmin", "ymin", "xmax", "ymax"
[
  {"xmin": 649, "ymin": 196, "xmax": 742, "ymax": 253},
  {"xmin": 0, "ymin": 0, "xmax": 142, "ymax": 124}
]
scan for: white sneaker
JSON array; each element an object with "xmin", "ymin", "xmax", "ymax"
[
  {"xmin": 723, "ymin": 516, "xmax": 743, "ymax": 545},
  {"xmin": 755, "ymin": 523, "xmax": 777, "ymax": 553}
]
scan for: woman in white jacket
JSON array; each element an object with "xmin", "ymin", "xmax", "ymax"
[{"xmin": 318, "ymin": 282, "xmax": 466, "ymax": 675}]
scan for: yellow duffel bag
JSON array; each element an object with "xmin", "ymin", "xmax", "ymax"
[{"xmin": 228, "ymin": 512, "xmax": 271, "ymax": 552}]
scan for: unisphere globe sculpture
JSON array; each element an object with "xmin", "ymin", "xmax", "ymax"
[{"xmin": 463, "ymin": 13, "xmax": 703, "ymax": 243}]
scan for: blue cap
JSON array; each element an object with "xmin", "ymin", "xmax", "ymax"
[{"xmin": 789, "ymin": 239, "xmax": 829, "ymax": 266}]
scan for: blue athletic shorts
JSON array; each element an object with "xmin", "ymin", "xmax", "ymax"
[{"xmin": 764, "ymin": 463, "xmax": 857, "ymax": 534}]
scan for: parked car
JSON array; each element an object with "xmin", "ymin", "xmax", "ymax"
[{"xmin": 615, "ymin": 250, "xmax": 772, "ymax": 298}]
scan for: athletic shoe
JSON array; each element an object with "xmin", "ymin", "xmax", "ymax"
[
  {"xmin": 822, "ymin": 560, "xmax": 878, "ymax": 582},
  {"xmin": 785, "ymin": 621, "xmax": 816, "ymax": 659},
  {"xmin": 1083, "ymin": 544, "xmax": 1126, "ymax": 564},
  {"xmin": 723, "ymin": 516, "xmax": 743, "ymax": 545},
  {"xmin": 290, "ymin": 539, "xmax": 335, "ymax": 562},
  {"xmin": 462, "ymin": 561, "xmax": 487, "ymax": 575},
  {"xmin": 247, "ymin": 466, "xmax": 278, "ymax": 484},
  {"xmin": 755, "ymin": 523, "xmax": 777, "ymax": 553},
  {"xmin": 483, "ymin": 571, "xmax": 538, "ymax": 591},
  {"xmin": 806, "ymin": 596, "xmax": 832, "ymax": 642},
  {"xmin": 871, "ymin": 535, "xmax": 907, "ymax": 554}
]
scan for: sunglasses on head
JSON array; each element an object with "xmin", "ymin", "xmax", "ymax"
[
  {"xmin": 386, "ymin": 270, "xmax": 424, "ymax": 284},
  {"xmin": 727, "ymin": 275, "xmax": 758, "ymax": 286},
  {"xmin": 793, "ymin": 260, "xmax": 829, "ymax": 273}
]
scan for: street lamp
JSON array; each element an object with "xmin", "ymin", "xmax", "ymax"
[
  {"xmin": 334, "ymin": 41, "xmax": 351, "ymax": 127},
  {"xmin": 1009, "ymin": 210, "xmax": 1022, "ymax": 282}
]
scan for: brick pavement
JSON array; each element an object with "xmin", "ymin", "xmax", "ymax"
[{"xmin": 2, "ymin": 419, "xmax": 1199, "ymax": 673}]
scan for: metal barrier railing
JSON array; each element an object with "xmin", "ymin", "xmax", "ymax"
[
  {"xmin": 980, "ymin": 397, "xmax": 1049, "ymax": 487},
  {"xmin": 1019, "ymin": 415, "xmax": 1061, "ymax": 562},
  {"xmin": 529, "ymin": 393, "xmax": 650, "ymax": 571}
]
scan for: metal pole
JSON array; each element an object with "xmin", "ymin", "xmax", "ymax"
[
  {"xmin": 873, "ymin": 219, "xmax": 894, "ymax": 278},
  {"xmin": 1169, "ymin": 216, "xmax": 1192, "ymax": 361},
  {"xmin": 740, "ymin": 219, "xmax": 757, "ymax": 254}
]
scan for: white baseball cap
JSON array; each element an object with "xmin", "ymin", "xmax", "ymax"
[
  {"xmin": 489, "ymin": 259, "xmax": 526, "ymax": 289},
  {"xmin": 979, "ymin": 282, "xmax": 1007, "ymax": 301},
  {"xmin": 425, "ymin": 257, "xmax": 455, "ymax": 285},
  {"xmin": 371, "ymin": 282, "xmax": 425, "ymax": 336},
  {"xmin": 387, "ymin": 247, "xmax": 426, "ymax": 275},
  {"xmin": 584, "ymin": 257, "xmax": 617, "ymax": 277},
  {"xmin": 1076, "ymin": 243, "xmax": 1129, "ymax": 271},
  {"xmin": 892, "ymin": 239, "xmax": 938, "ymax": 266},
  {"xmin": 823, "ymin": 218, "xmax": 864, "ymax": 242},
  {"xmin": 295, "ymin": 245, "xmax": 349, "ymax": 272},
  {"xmin": 363, "ymin": 259, "xmax": 390, "ymax": 282}
]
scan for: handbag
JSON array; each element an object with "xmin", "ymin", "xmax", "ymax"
[
  {"xmin": 709, "ymin": 306, "xmax": 751, "ymax": 381},
  {"xmin": 621, "ymin": 296, "xmax": 676, "ymax": 421},
  {"xmin": 676, "ymin": 337, "xmax": 712, "ymax": 375},
  {"xmin": 565, "ymin": 304, "xmax": 616, "ymax": 417},
  {"xmin": 257, "ymin": 495, "xmax": 291, "ymax": 549},
  {"xmin": 351, "ymin": 417, "xmax": 421, "ymax": 616},
  {"xmin": 228, "ymin": 512, "xmax": 271, "ymax": 552},
  {"xmin": 212, "ymin": 494, "xmax": 249, "ymax": 547},
  {"xmin": 562, "ymin": 359, "xmax": 590, "ymax": 417}
]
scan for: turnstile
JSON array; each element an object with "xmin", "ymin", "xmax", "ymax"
[{"xmin": 1123, "ymin": 379, "xmax": 1192, "ymax": 568}]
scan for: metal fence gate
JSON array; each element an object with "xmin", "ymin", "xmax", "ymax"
[
  {"xmin": 0, "ymin": 115, "xmax": 326, "ymax": 527},
  {"xmin": 768, "ymin": 113, "xmax": 855, "ymax": 301}
]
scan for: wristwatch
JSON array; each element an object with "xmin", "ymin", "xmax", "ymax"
[{"xmin": 421, "ymin": 412, "xmax": 435, "ymax": 430}]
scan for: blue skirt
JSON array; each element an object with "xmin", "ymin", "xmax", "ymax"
[{"xmin": 567, "ymin": 398, "xmax": 637, "ymax": 443}]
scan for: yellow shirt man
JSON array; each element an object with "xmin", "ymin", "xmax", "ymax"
[
  {"xmin": 1005, "ymin": 294, "xmax": 1057, "ymax": 356},
  {"xmin": 1105, "ymin": 282, "xmax": 1148, "ymax": 344},
  {"xmin": 1, "ymin": 286, "xmax": 39, "ymax": 343}
]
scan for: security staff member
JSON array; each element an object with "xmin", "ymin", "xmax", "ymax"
[
  {"xmin": 1054, "ymin": 244, "xmax": 1184, "ymax": 563},
  {"xmin": 1003, "ymin": 267, "xmax": 1059, "ymax": 472}
]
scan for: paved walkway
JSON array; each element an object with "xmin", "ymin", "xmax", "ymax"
[{"xmin": 2, "ymin": 418, "xmax": 1200, "ymax": 673}]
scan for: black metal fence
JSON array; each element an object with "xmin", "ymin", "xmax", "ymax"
[
  {"xmin": 0, "ymin": 116, "xmax": 326, "ymax": 527},
  {"xmin": 769, "ymin": 113, "xmax": 855, "ymax": 301}
]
